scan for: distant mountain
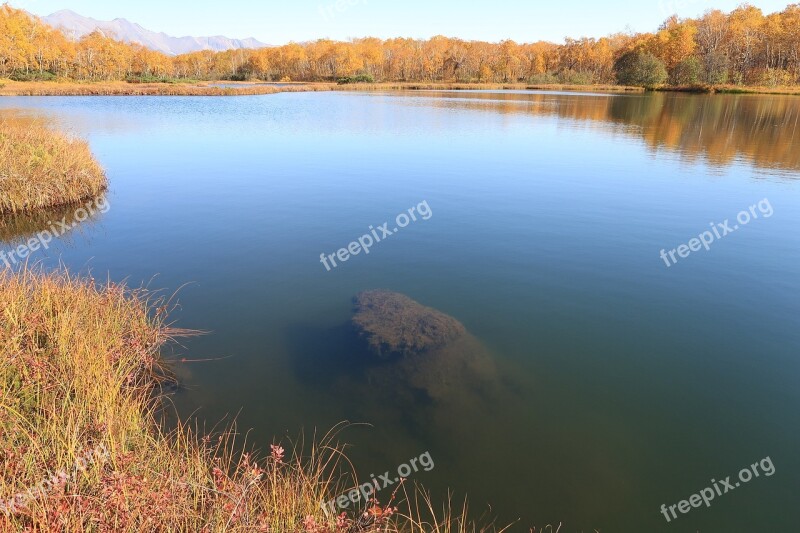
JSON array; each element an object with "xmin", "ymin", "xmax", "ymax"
[{"xmin": 41, "ymin": 9, "xmax": 268, "ymax": 55}]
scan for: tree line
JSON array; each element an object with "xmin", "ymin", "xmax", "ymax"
[{"xmin": 1, "ymin": 3, "xmax": 799, "ymax": 86}]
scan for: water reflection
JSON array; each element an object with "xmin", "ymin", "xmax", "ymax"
[
  {"xmin": 1, "ymin": 91, "xmax": 796, "ymax": 531},
  {"xmin": 0, "ymin": 196, "xmax": 109, "ymax": 249},
  {"xmin": 398, "ymin": 91, "xmax": 800, "ymax": 172}
]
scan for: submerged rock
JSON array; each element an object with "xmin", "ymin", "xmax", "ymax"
[
  {"xmin": 352, "ymin": 290, "xmax": 467, "ymax": 360},
  {"xmin": 348, "ymin": 290, "xmax": 497, "ymax": 404}
]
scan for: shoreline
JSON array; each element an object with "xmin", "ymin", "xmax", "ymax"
[
  {"xmin": 655, "ymin": 84, "xmax": 800, "ymax": 96},
  {"xmin": 0, "ymin": 118, "xmax": 505, "ymax": 531},
  {"xmin": 2, "ymin": 80, "xmax": 800, "ymax": 97},
  {"xmin": 1, "ymin": 80, "xmax": 639, "ymax": 97}
]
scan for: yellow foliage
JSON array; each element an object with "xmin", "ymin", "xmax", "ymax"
[{"xmin": 1, "ymin": 2, "xmax": 799, "ymax": 85}]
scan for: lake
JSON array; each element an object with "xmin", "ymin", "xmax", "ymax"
[{"xmin": 1, "ymin": 90, "xmax": 798, "ymax": 531}]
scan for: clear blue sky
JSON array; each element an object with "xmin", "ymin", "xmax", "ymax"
[{"xmin": 11, "ymin": 0, "xmax": 792, "ymax": 44}]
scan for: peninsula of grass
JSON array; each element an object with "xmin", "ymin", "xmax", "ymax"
[
  {"xmin": 0, "ymin": 267, "xmax": 507, "ymax": 532},
  {"xmin": 0, "ymin": 118, "xmax": 107, "ymax": 214}
]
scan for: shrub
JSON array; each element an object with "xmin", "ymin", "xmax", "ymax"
[
  {"xmin": 703, "ymin": 51, "xmax": 729, "ymax": 84},
  {"xmin": 615, "ymin": 51, "xmax": 668, "ymax": 87},
  {"xmin": 337, "ymin": 74, "xmax": 376, "ymax": 85},
  {"xmin": 126, "ymin": 76, "xmax": 202, "ymax": 84},
  {"xmin": 527, "ymin": 72, "xmax": 559, "ymax": 85},
  {"xmin": 755, "ymin": 68, "xmax": 796, "ymax": 87},
  {"xmin": 127, "ymin": 75, "xmax": 172, "ymax": 84},
  {"xmin": 9, "ymin": 71, "xmax": 57, "ymax": 82},
  {"xmin": 557, "ymin": 69, "xmax": 595, "ymax": 85},
  {"xmin": 670, "ymin": 56, "xmax": 704, "ymax": 86}
]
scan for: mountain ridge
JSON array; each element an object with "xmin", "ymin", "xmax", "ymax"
[{"xmin": 41, "ymin": 9, "xmax": 269, "ymax": 56}]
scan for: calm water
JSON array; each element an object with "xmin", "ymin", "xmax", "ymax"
[{"xmin": 2, "ymin": 91, "xmax": 799, "ymax": 531}]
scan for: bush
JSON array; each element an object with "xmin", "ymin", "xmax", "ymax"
[
  {"xmin": 670, "ymin": 57, "xmax": 704, "ymax": 86},
  {"xmin": 126, "ymin": 75, "xmax": 168, "ymax": 84},
  {"xmin": 527, "ymin": 72, "xmax": 559, "ymax": 85},
  {"xmin": 9, "ymin": 71, "xmax": 57, "ymax": 82},
  {"xmin": 336, "ymin": 74, "xmax": 375, "ymax": 85},
  {"xmin": 703, "ymin": 51, "xmax": 729, "ymax": 84},
  {"xmin": 755, "ymin": 68, "xmax": 796, "ymax": 87},
  {"xmin": 125, "ymin": 76, "xmax": 200, "ymax": 84},
  {"xmin": 557, "ymin": 69, "xmax": 595, "ymax": 85},
  {"xmin": 615, "ymin": 51, "xmax": 668, "ymax": 87}
]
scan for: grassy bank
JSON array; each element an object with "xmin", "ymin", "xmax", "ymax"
[
  {"xmin": 8, "ymin": 79, "xmax": 800, "ymax": 97},
  {"xmin": 0, "ymin": 80, "xmax": 291, "ymax": 96},
  {"xmin": 0, "ymin": 118, "xmax": 107, "ymax": 214},
  {"xmin": 0, "ymin": 268, "xmax": 508, "ymax": 532},
  {"xmin": 0, "ymin": 79, "xmax": 645, "ymax": 96},
  {"xmin": 7, "ymin": 79, "xmax": 800, "ymax": 97},
  {"xmin": 0, "ymin": 268, "xmax": 336, "ymax": 531},
  {"xmin": 656, "ymin": 84, "xmax": 800, "ymax": 95}
]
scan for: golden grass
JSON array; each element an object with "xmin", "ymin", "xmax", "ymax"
[
  {"xmin": 657, "ymin": 84, "xmax": 800, "ymax": 95},
  {"xmin": 0, "ymin": 267, "xmax": 508, "ymax": 532},
  {"xmin": 710, "ymin": 84, "xmax": 800, "ymax": 95},
  {"xmin": 5, "ymin": 79, "xmax": 800, "ymax": 97},
  {"xmin": 0, "ymin": 117, "xmax": 107, "ymax": 214},
  {"xmin": 0, "ymin": 79, "xmax": 646, "ymax": 97},
  {"xmin": 0, "ymin": 80, "xmax": 290, "ymax": 96}
]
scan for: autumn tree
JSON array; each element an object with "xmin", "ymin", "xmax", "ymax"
[
  {"xmin": 695, "ymin": 9, "xmax": 730, "ymax": 83},
  {"xmin": 615, "ymin": 51, "xmax": 668, "ymax": 87},
  {"xmin": 244, "ymin": 48, "xmax": 270, "ymax": 79},
  {"xmin": 726, "ymin": 5, "xmax": 765, "ymax": 83},
  {"xmin": 651, "ymin": 16, "xmax": 698, "ymax": 72},
  {"xmin": 2, "ymin": 1, "xmax": 799, "ymax": 87},
  {"xmin": 670, "ymin": 56, "xmax": 704, "ymax": 85}
]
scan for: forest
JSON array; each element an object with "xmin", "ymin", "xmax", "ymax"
[{"xmin": 1, "ymin": 3, "xmax": 799, "ymax": 86}]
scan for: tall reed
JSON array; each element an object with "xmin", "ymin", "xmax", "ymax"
[{"xmin": 0, "ymin": 267, "xmax": 507, "ymax": 532}]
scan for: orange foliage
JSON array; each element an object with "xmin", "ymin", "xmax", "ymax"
[{"xmin": 1, "ymin": 3, "xmax": 799, "ymax": 85}]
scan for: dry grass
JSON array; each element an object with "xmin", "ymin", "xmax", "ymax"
[
  {"xmin": 711, "ymin": 84, "xmax": 800, "ymax": 95},
  {"xmin": 0, "ymin": 117, "xmax": 107, "ymax": 214},
  {"xmin": 0, "ymin": 80, "xmax": 290, "ymax": 96},
  {"xmin": 0, "ymin": 79, "xmax": 645, "ymax": 97},
  {"xmin": 5, "ymin": 79, "xmax": 800, "ymax": 97},
  {"xmin": 0, "ymin": 267, "xmax": 508, "ymax": 532},
  {"xmin": 657, "ymin": 84, "xmax": 800, "ymax": 95}
]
